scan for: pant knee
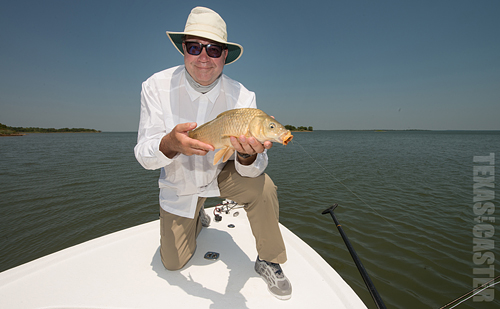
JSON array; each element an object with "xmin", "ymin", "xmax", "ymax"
[
  {"xmin": 162, "ymin": 258, "xmax": 185, "ymax": 271},
  {"xmin": 160, "ymin": 245, "xmax": 193, "ymax": 271},
  {"xmin": 246, "ymin": 174, "xmax": 277, "ymax": 198}
]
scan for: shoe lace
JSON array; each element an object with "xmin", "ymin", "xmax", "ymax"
[
  {"xmin": 267, "ymin": 261, "xmax": 284, "ymax": 278},
  {"xmin": 258, "ymin": 256, "xmax": 284, "ymax": 278}
]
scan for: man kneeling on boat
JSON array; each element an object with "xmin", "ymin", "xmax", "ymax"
[{"xmin": 134, "ymin": 7, "xmax": 291, "ymax": 300}]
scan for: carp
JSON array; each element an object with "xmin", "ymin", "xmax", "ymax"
[{"xmin": 188, "ymin": 108, "xmax": 293, "ymax": 165}]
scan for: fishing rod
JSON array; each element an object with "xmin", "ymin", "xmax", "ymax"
[{"xmin": 322, "ymin": 204, "xmax": 387, "ymax": 309}]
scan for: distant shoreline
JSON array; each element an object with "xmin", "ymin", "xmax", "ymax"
[
  {"xmin": 0, "ymin": 123, "xmax": 101, "ymax": 136},
  {"xmin": 0, "ymin": 133, "xmax": 26, "ymax": 137},
  {"xmin": 0, "ymin": 132, "xmax": 101, "ymax": 137}
]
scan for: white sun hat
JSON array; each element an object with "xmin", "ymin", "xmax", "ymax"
[{"xmin": 166, "ymin": 7, "xmax": 243, "ymax": 65}]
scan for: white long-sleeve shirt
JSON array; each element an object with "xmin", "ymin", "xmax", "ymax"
[{"xmin": 134, "ymin": 65, "xmax": 268, "ymax": 218}]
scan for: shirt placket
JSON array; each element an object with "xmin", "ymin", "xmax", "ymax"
[{"xmin": 195, "ymin": 95, "xmax": 209, "ymax": 190}]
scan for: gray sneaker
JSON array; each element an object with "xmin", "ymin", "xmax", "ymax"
[
  {"xmin": 199, "ymin": 205, "xmax": 211, "ymax": 227},
  {"xmin": 255, "ymin": 256, "xmax": 292, "ymax": 300}
]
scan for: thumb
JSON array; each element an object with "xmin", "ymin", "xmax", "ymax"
[{"xmin": 175, "ymin": 122, "xmax": 197, "ymax": 133}]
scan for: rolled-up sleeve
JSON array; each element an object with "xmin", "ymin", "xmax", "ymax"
[
  {"xmin": 234, "ymin": 151, "xmax": 268, "ymax": 177},
  {"xmin": 134, "ymin": 81, "xmax": 173, "ymax": 170}
]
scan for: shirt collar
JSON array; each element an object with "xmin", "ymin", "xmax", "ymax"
[{"xmin": 184, "ymin": 71, "xmax": 222, "ymax": 103}]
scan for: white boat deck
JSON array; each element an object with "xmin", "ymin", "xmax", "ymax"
[{"xmin": 0, "ymin": 206, "xmax": 367, "ymax": 308}]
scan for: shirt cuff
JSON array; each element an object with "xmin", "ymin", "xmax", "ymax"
[{"xmin": 234, "ymin": 152, "xmax": 267, "ymax": 178}]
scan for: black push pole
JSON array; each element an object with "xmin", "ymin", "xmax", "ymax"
[{"xmin": 322, "ymin": 204, "xmax": 387, "ymax": 309}]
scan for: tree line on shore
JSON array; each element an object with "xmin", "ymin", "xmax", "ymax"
[
  {"xmin": 284, "ymin": 125, "xmax": 313, "ymax": 131},
  {"xmin": 0, "ymin": 123, "xmax": 101, "ymax": 135}
]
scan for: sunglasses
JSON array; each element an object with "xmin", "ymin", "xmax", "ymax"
[{"xmin": 184, "ymin": 41, "xmax": 226, "ymax": 58}]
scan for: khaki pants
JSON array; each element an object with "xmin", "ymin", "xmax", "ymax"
[{"xmin": 160, "ymin": 160, "xmax": 287, "ymax": 270}]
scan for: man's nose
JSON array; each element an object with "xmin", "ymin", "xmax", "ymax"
[{"xmin": 197, "ymin": 47, "xmax": 210, "ymax": 61}]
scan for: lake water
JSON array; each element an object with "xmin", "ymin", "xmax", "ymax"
[{"xmin": 0, "ymin": 131, "xmax": 498, "ymax": 308}]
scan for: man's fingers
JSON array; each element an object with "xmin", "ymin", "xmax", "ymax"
[
  {"xmin": 230, "ymin": 135, "xmax": 272, "ymax": 155},
  {"xmin": 190, "ymin": 139, "xmax": 215, "ymax": 152},
  {"xmin": 230, "ymin": 136, "xmax": 242, "ymax": 152},
  {"xmin": 167, "ymin": 122, "xmax": 215, "ymax": 157},
  {"xmin": 247, "ymin": 137, "xmax": 264, "ymax": 153}
]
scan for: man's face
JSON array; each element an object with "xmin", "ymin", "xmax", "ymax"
[{"xmin": 183, "ymin": 36, "xmax": 228, "ymax": 86}]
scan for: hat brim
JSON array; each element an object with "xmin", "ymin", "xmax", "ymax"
[{"xmin": 166, "ymin": 31, "xmax": 243, "ymax": 65}]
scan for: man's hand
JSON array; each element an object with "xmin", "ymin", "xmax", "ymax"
[
  {"xmin": 160, "ymin": 122, "xmax": 215, "ymax": 159},
  {"xmin": 230, "ymin": 135, "xmax": 273, "ymax": 165}
]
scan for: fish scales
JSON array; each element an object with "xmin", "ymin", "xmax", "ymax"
[
  {"xmin": 188, "ymin": 108, "xmax": 293, "ymax": 165},
  {"xmin": 189, "ymin": 108, "xmax": 266, "ymax": 148}
]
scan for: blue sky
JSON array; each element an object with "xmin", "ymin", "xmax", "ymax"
[{"xmin": 1, "ymin": 0, "xmax": 499, "ymax": 131}]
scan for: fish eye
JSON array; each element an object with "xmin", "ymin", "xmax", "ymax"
[{"xmin": 269, "ymin": 122, "xmax": 276, "ymax": 129}]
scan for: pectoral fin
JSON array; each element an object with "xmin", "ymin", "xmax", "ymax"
[{"xmin": 213, "ymin": 146, "xmax": 235, "ymax": 165}]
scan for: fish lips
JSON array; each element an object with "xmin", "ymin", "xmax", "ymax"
[{"xmin": 281, "ymin": 131, "xmax": 293, "ymax": 145}]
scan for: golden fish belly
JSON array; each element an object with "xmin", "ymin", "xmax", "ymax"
[
  {"xmin": 188, "ymin": 108, "xmax": 287, "ymax": 165},
  {"xmin": 189, "ymin": 108, "xmax": 266, "ymax": 148}
]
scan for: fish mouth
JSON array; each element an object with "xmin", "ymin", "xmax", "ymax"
[{"xmin": 281, "ymin": 131, "xmax": 293, "ymax": 145}]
